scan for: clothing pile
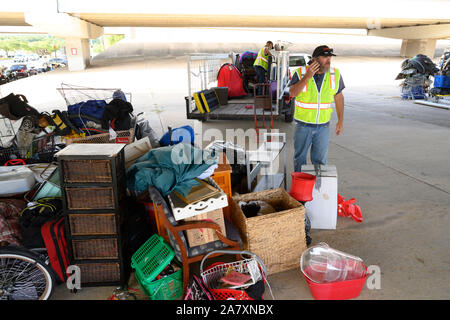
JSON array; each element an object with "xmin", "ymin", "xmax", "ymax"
[
  {"xmin": 395, "ymin": 54, "xmax": 439, "ymax": 99},
  {"xmin": 430, "ymin": 48, "xmax": 450, "ymax": 96}
]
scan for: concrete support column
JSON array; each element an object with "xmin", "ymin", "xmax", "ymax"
[
  {"xmin": 65, "ymin": 38, "xmax": 91, "ymax": 71},
  {"xmin": 400, "ymin": 39, "xmax": 437, "ymax": 58}
]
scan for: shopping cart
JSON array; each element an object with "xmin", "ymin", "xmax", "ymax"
[
  {"xmin": 55, "ymin": 83, "xmax": 137, "ymax": 144},
  {"xmin": 199, "ymin": 250, "xmax": 275, "ymax": 300}
]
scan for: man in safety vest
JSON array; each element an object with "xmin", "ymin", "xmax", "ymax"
[
  {"xmin": 289, "ymin": 45, "xmax": 345, "ymax": 172},
  {"xmin": 253, "ymin": 41, "xmax": 273, "ymax": 95}
]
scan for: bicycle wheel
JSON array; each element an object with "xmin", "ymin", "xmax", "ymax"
[{"xmin": 0, "ymin": 246, "xmax": 54, "ymax": 300}]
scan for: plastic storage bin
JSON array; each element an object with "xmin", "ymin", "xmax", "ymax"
[
  {"xmin": 300, "ymin": 242, "xmax": 368, "ymax": 300},
  {"xmin": 131, "ymin": 234, "xmax": 183, "ymax": 300},
  {"xmin": 303, "ymin": 269, "xmax": 368, "ymax": 300}
]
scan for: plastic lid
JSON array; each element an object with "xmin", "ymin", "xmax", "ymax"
[
  {"xmin": 300, "ymin": 242, "xmax": 365, "ymax": 283},
  {"xmin": 131, "ymin": 234, "xmax": 175, "ymax": 284}
]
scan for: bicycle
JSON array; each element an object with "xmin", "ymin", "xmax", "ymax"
[{"xmin": 0, "ymin": 244, "xmax": 55, "ymax": 300}]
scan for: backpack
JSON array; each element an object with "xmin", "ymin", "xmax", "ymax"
[
  {"xmin": 0, "ymin": 93, "xmax": 41, "ymax": 121},
  {"xmin": 159, "ymin": 125, "xmax": 194, "ymax": 147},
  {"xmin": 19, "ymin": 197, "xmax": 63, "ymax": 248},
  {"xmin": 41, "ymin": 217, "xmax": 70, "ymax": 284}
]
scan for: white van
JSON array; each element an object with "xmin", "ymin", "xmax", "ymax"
[{"xmin": 288, "ymin": 53, "xmax": 311, "ymax": 75}]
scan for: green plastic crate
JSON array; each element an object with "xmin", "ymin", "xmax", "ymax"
[
  {"xmin": 131, "ymin": 234, "xmax": 183, "ymax": 300},
  {"xmin": 135, "ymin": 265, "xmax": 183, "ymax": 300}
]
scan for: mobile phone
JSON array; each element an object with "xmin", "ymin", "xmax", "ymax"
[{"xmin": 308, "ymin": 58, "xmax": 316, "ymax": 65}]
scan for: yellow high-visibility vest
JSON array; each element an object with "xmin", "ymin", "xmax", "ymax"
[
  {"xmin": 293, "ymin": 66, "xmax": 340, "ymax": 124},
  {"xmin": 253, "ymin": 47, "xmax": 269, "ymax": 71}
]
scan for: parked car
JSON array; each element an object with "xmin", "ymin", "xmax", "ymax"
[
  {"xmin": 288, "ymin": 53, "xmax": 311, "ymax": 75},
  {"xmin": 48, "ymin": 58, "xmax": 67, "ymax": 68},
  {"xmin": 8, "ymin": 64, "xmax": 29, "ymax": 80},
  {"xmin": 13, "ymin": 54, "xmax": 28, "ymax": 63},
  {"xmin": 28, "ymin": 59, "xmax": 50, "ymax": 73},
  {"xmin": 28, "ymin": 53, "xmax": 40, "ymax": 61},
  {"xmin": 0, "ymin": 70, "xmax": 8, "ymax": 85}
]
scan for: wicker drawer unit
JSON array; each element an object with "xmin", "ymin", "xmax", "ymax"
[{"xmin": 55, "ymin": 143, "xmax": 128, "ymax": 287}]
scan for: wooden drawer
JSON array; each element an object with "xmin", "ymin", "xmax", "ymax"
[
  {"xmin": 65, "ymin": 187, "xmax": 116, "ymax": 210},
  {"xmin": 72, "ymin": 238, "xmax": 119, "ymax": 260},
  {"xmin": 76, "ymin": 262, "xmax": 121, "ymax": 284},
  {"xmin": 68, "ymin": 213, "xmax": 117, "ymax": 236},
  {"xmin": 62, "ymin": 159, "xmax": 114, "ymax": 183}
]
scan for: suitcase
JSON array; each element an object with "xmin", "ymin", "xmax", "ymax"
[{"xmin": 41, "ymin": 217, "xmax": 70, "ymax": 283}]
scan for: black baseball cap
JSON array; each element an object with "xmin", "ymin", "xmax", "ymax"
[{"xmin": 312, "ymin": 45, "xmax": 336, "ymax": 58}]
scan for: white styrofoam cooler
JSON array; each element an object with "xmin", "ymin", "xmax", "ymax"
[
  {"xmin": 0, "ymin": 166, "xmax": 36, "ymax": 197},
  {"xmin": 302, "ymin": 165, "xmax": 337, "ymax": 230}
]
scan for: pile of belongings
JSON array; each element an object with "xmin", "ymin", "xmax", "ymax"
[
  {"xmin": 395, "ymin": 54, "xmax": 439, "ymax": 99},
  {"xmin": 430, "ymin": 48, "xmax": 450, "ymax": 96},
  {"xmin": 65, "ymin": 89, "xmax": 134, "ymax": 135},
  {"xmin": 0, "ymin": 93, "xmax": 64, "ymax": 165}
]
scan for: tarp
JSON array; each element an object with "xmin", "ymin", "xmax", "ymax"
[
  {"xmin": 126, "ymin": 143, "xmax": 219, "ymax": 197},
  {"xmin": 217, "ymin": 63, "xmax": 247, "ymax": 98}
]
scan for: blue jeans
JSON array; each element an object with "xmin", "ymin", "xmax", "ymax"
[
  {"xmin": 293, "ymin": 121, "xmax": 330, "ymax": 172},
  {"xmin": 254, "ymin": 66, "xmax": 266, "ymax": 95}
]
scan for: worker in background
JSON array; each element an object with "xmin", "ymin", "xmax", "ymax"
[
  {"xmin": 253, "ymin": 41, "xmax": 274, "ymax": 95},
  {"xmin": 288, "ymin": 45, "xmax": 345, "ymax": 172}
]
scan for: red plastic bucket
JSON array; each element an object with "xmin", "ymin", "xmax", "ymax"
[
  {"xmin": 289, "ymin": 172, "xmax": 316, "ymax": 202},
  {"xmin": 303, "ymin": 264, "xmax": 368, "ymax": 300}
]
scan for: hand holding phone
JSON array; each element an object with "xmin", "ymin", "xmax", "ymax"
[{"xmin": 306, "ymin": 59, "xmax": 320, "ymax": 79}]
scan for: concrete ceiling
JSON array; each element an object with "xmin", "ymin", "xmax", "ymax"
[{"xmin": 1, "ymin": 12, "xmax": 450, "ymax": 30}]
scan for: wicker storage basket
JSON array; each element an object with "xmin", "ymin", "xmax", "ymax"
[
  {"xmin": 230, "ymin": 188, "xmax": 306, "ymax": 275},
  {"xmin": 65, "ymin": 187, "xmax": 116, "ymax": 210},
  {"xmin": 72, "ymin": 238, "xmax": 119, "ymax": 260},
  {"xmin": 62, "ymin": 159, "xmax": 113, "ymax": 183},
  {"xmin": 68, "ymin": 213, "xmax": 117, "ymax": 236},
  {"xmin": 76, "ymin": 262, "xmax": 121, "ymax": 284},
  {"xmin": 65, "ymin": 129, "xmax": 134, "ymax": 145}
]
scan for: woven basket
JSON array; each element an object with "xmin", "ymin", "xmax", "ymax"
[
  {"xmin": 77, "ymin": 262, "xmax": 121, "ymax": 284},
  {"xmin": 72, "ymin": 238, "xmax": 119, "ymax": 260},
  {"xmin": 231, "ymin": 188, "xmax": 306, "ymax": 275},
  {"xmin": 68, "ymin": 214, "xmax": 117, "ymax": 236},
  {"xmin": 65, "ymin": 187, "xmax": 116, "ymax": 210},
  {"xmin": 65, "ymin": 129, "xmax": 133, "ymax": 145},
  {"xmin": 62, "ymin": 159, "xmax": 113, "ymax": 183}
]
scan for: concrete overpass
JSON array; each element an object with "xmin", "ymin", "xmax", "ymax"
[{"xmin": 1, "ymin": 0, "xmax": 449, "ymax": 70}]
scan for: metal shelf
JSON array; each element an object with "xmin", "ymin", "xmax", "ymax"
[{"xmin": 246, "ymin": 133, "xmax": 287, "ymax": 193}]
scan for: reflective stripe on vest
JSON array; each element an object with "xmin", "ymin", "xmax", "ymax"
[
  {"xmin": 254, "ymin": 47, "xmax": 269, "ymax": 71},
  {"xmin": 293, "ymin": 66, "xmax": 340, "ymax": 124}
]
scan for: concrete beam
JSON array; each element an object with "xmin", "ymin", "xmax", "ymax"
[
  {"xmin": 368, "ymin": 24, "xmax": 450, "ymax": 40},
  {"xmin": 400, "ymin": 39, "xmax": 437, "ymax": 58},
  {"xmin": 24, "ymin": 12, "xmax": 103, "ymax": 39}
]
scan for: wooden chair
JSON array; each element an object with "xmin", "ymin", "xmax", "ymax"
[{"xmin": 147, "ymin": 186, "xmax": 242, "ymax": 297}]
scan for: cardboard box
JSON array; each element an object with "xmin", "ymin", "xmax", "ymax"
[
  {"xmin": 231, "ymin": 188, "xmax": 306, "ymax": 275},
  {"xmin": 183, "ymin": 208, "xmax": 227, "ymax": 247}
]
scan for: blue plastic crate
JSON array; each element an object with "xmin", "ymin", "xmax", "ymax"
[
  {"xmin": 402, "ymin": 86, "xmax": 425, "ymax": 100},
  {"xmin": 434, "ymin": 75, "xmax": 450, "ymax": 89}
]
